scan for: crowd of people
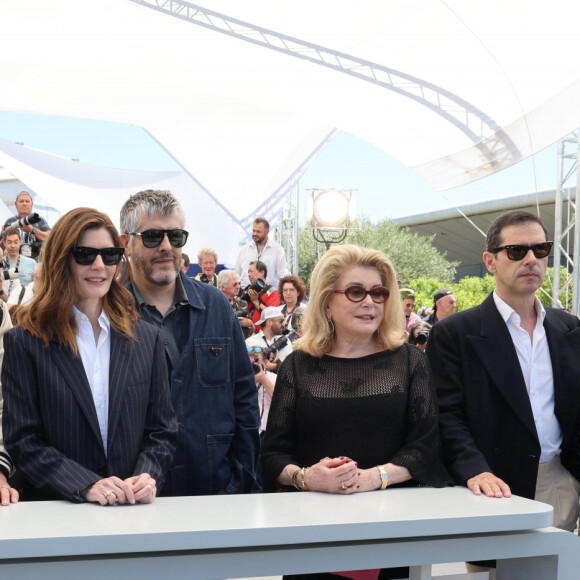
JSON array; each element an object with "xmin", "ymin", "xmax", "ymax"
[{"xmin": 0, "ymin": 192, "xmax": 579, "ymax": 579}]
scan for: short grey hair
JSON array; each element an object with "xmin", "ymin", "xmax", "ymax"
[
  {"xmin": 16, "ymin": 190, "xmax": 33, "ymax": 203},
  {"xmin": 120, "ymin": 189, "xmax": 186, "ymax": 235},
  {"xmin": 216, "ymin": 269, "xmax": 238, "ymax": 290}
]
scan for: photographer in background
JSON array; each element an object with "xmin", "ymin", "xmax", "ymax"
[
  {"xmin": 245, "ymin": 306, "xmax": 292, "ymax": 373},
  {"xmin": 194, "ymin": 247, "xmax": 218, "ymax": 286},
  {"xmin": 3, "ymin": 228, "xmax": 36, "ymax": 286},
  {"xmin": 408, "ymin": 320, "xmax": 432, "ymax": 352},
  {"xmin": 243, "ymin": 261, "xmax": 280, "ymax": 331},
  {"xmin": 400, "ymin": 288, "xmax": 421, "ymax": 333},
  {"xmin": 0, "ymin": 240, "xmax": 24, "ymax": 309},
  {"xmin": 3, "ymin": 191, "xmax": 50, "ymax": 260},
  {"xmin": 217, "ymin": 269, "xmax": 254, "ymax": 338},
  {"xmin": 247, "ymin": 346, "xmax": 276, "ymax": 438}
]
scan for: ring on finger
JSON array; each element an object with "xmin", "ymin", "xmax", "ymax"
[
  {"xmin": 147, "ymin": 480, "xmax": 156, "ymax": 490},
  {"xmin": 0, "ymin": 485, "xmax": 10, "ymax": 489},
  {"xmin": 103, "ymin": 489, "xmax": 114, "ymax": 498},
  {"xmin": 340, "ymin": 481, "xmax": 347, "ymax": 490}
]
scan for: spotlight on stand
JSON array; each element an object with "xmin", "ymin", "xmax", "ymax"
[{"xmin": 306, "ymin": 189, "xmax": 357, "ymax": 250}]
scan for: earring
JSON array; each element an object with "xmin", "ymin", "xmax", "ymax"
[{"xmin": 327, "ymin": 318, "xmax": 335, "ymax": 335}]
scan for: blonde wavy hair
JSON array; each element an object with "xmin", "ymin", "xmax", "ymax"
[{"xmin": 296, "ymin": 244, "xmax": 405, "ymax": 357}]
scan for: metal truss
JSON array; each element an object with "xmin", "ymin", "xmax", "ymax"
[
  {"xmin": 238, "ymin": 129, "xmax": 338, "ymax": 242},
  {"xmin": 130, "ymin": 0, "xmax": 515, "ymax": 162},
  {"xmin": 552, "ymin": 131, "xmax": 579, "ymax": 315},
  {"xmin": 275, "ymin": 185, "xmax": 299, "ymax": 275}
]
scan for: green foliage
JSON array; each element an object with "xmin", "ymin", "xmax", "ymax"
[
  {"xmin": 298, "ymin": 217, "xmax": 457, "ymax": 290},
  {"xmin": 408, "ymin": 275, "xmax": 496, "ymax": 312},
  {"xmin": 538, "ymin": 267, "xmax": 573, "ymax": 309},
  {"xmin": 408, "ymin": 267, "xmax": 571, "ymax": 313}
]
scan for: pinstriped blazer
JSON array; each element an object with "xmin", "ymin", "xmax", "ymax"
[{"xmin": 2, "ymin": 320, "xmax": 178, "ymax": 502}]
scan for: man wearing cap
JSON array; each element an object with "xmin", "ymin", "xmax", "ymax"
[
  {"xmin": 400, "ymin": 288, "xmax": 421, "ymax": 333},
  {"xmin": 423, "ymin": 289, "xmax": 456, "ymax": 325},
  {"xmin": 245, "ymin": 306, "xmax": 293, "ymax": 373}
]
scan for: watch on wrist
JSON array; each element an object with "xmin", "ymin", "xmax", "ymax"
[
  {"xmin": 32, "ymin": 226, "xmax": 37, "ymax": 234},
  {"xmin": 377, "ymin": 464, "xmax": 389, "ymax": 489}
]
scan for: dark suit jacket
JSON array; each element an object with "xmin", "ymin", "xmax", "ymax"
[
  {"xmin": 427, "ymin": 292, "xmax": 580, "ymax": 499},
  {"xmin": 3, "ymin": 320, "xmax": 178, "ymax": 502}
]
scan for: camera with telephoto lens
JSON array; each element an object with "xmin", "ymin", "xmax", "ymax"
[
  {"xmin": 8, "ymin": 212, "xmax": 42, "ymax": 229},
  {"xmin": 198, "ymin": 273, "xmax": 210, "ymax": 284},
  {"xmin": 263, "ymin": 329, "xmax": 290, "ymax": 359},
  {"xmin": 233, "ymin": 304, "xmax": 249, "ymax": 318},
  {"xmin": 252, "ymin": 362, "xmax": 263, "ymax": 376},
  {"xmin": 415, "ymin": 330, "xmax": 430, "ymax": 346},
  {"xmin": 1, "ymin": 257, "xmax": 19, "ymax": 281},
  {"xmin": 240, "ymin": 278, "xmax": 266, "ymax": 302}
]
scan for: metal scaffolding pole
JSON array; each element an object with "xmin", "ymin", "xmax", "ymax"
[
  {"xmin": 552, "ymin": 131, "xmax": 579, "ymax": 314},
  {"xmin": 276, "ymin": 184, "xmax": 299, "ymax": 275}
]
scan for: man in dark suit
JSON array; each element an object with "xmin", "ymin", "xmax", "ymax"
[{"xmin": 428, "ymin": 211, "xmax": 580, "ymax": 533}]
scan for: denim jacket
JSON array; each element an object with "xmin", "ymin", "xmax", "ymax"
[{"xmin": 129, "ymin": 272, "xmax": 261, "ymax": 495}]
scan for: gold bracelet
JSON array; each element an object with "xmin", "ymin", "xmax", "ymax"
[{"xmin": 291, "ymin": 467, "xmax": 302, "ymax": 490}]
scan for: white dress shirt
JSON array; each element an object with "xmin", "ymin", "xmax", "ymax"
[
  {"xmin": 493, "ymin": 291, "xmax": 562, "ymax": 463},
  {"xmin": 234, "ymin": 236, "xmax": 289, "ymax": 288},
  {"xmin": 74, "ymin": 306, "xmax": 111, "ymax": 455}
]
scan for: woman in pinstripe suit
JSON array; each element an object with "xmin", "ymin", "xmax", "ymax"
[{"xmin": 2, "ymin": 208, "xmax": 177, "ymax": 504}]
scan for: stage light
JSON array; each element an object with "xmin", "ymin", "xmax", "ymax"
[{"xmin": 306, "ymin": 189, "xmax": 357, "ymax": 249}]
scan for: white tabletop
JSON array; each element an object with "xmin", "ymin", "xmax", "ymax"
[{"xmin": 0, "ymin": 487, "xmax": 552, "ymax": 559}]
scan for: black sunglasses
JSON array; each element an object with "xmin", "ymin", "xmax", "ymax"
[
  {"xmin": 128, "ymin": 229, "xmax": 189, "ymax": 249},
  {"xmin": 492, "ymin": 242, "xmax": 553, "ymax": 261},
  {"xmin": 71, "ymin": 246, "xmax": 125, "ymax": 266},
  {"xmin": 334, "ymin": 285, "xmax": 390, "ymax": 304}
]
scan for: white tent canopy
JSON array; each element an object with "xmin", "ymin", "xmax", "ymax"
[
  {"xmin": 1, "ymin": 0, "xmax": 580, "ymax": 260},
  {"xmin": 0, "ymin": 138, "xmax": 239, "ymax": 262}
]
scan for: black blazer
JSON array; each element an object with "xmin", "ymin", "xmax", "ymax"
[
  {"xmin": 3, "ymin": 320, "xmax": 177, "ymax": 502},
  {"xmin": 427, "ymin": 293, "xmax": 580, "ymax": 499}
]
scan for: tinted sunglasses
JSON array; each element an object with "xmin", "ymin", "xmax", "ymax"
[
  {"xmin": 334, "ymin": 285, "xmax": 390, "ymax": 304},
  {"xmin": 128, "ymin": 229, "xmax": 189, "ymax": 249},
  {"xmin": 71, "ymin": 246, "xmax": 125, "ymax": 266},
  {"xmin": 492, "ymin": 242, "xmax": 553, "ymax": 261},
  {"xmin": 247, "ymin": 347, "xmax": 263, "ymax": 354}
]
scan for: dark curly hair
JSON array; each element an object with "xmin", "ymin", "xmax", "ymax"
[{"xmin": 278, "ymin": 274, "xmax": 307, "ymax": 303}]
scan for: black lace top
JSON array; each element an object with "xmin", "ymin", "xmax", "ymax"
[{"xmin": 261, "ymin": 344, "xmax": 451, "ymax": 490}]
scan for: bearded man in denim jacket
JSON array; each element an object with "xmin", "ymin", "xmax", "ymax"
[{"xmin": 121, "ymin": 190, "xmax": 260, "ymax": 495}]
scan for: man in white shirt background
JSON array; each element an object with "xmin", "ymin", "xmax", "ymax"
[{"xmin": 235, "ymin": 217, "xmax": 289, "ymax": 288}]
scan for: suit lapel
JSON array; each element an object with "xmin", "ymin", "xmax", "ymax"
[
  {"xmin": 107, "ymin": 330, "xmax": 130, "ymax": 452},
  {"xmin": 466, "ymin": 294, "xmax": 538, "ymax": 439},
  {"xmin": 50, "ymin": 342, "xmax": 104, "ymax": 449}
]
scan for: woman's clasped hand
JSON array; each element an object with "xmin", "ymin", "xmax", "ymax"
[
  {"xmin": 82, "ymin": 474, "xmax": 157, "ymax": 505},
  {"xmin": 296, "ymin": 457, "xmax": 409, "ymax": 494}
]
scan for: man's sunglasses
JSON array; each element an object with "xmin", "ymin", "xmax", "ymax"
[
  {"xmin": 334, "ymin": 285, "xmax": 390, "ymax": 304},
  {"xmin": 71, "ymin": 246, "xmax": 125, "ymax": 266},
  {"xmin": 128, "ymin": 229, "xmax": 189, "ymax": 249},
  {"xmin": 492, "ymin": 242, "xmax": 553, "ymax": 261}
]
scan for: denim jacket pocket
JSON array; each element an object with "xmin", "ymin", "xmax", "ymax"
[
  {"xmin": 194, "ymin": 337, "xmax": 231, "ymax": 387},
  {"xmin": 207, "ymin": 432, "xmax": 234, "ymax": 493}
]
